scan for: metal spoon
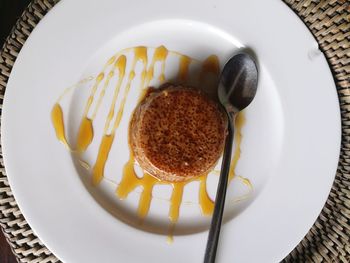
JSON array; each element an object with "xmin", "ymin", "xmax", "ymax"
[{"xmin": 204, "ymin": 52, "xmax": 258, "ymax": 263}]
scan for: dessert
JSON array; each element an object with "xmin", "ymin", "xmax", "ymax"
[{"xmin": 130, "ymin": 84, "xmax": 227, "ymax": 182}]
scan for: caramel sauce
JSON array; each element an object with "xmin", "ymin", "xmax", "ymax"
[
  {"xmin": 166, "ymin": 222, "xmax": 176, "ymax": 244},
  {"xmin": 92, "ymin": 134, "xmax": 114, "ymax": 185},
  {"xmin": 202, "ymin": 55, "xmax": 220, "ymax": 74},
  {"xmin": 116, "ymin": 155, "xmax": 159, "ymax": 218},
  {"xmin": 145, "ymin": 45, "xmax": 168, "ymax": 87},
  {"xmin": 76, "ymin": 117, "xmax": 94, "ymax": 153},
  {"xmin": 178, "ymin": 55, "xmax": 191, "ymax": 82},
  {"xmin": 199, "ymin": 55, "xmax": 220, "ymax": 83},
  {"xmin": 51, "ymin": 46, "xmax": 247, "ymax": 232},
  {"xmin": 51, "ymin": 103, "xmax": 69, "ymax": 148},
  {"xmin": 229, "ymin": 112, "xmax": 246, "ymax": 180},
  {"xmin": 169, "ymin": 182, "xmax": 185, "ymax": 222},
  {"xmin": 198, "ymin": 176, "xmax": 214, "ymax": 215},
  {"xmin": 92, "ymin": 71, "xmax": 114, "ymax": 120},
  {"xmin": 237, "ymin": 175, "xmax": 252, "ymax": 189},
  {"xmin": 92, "ymin": 48, "xmax": 147, "ymax": 185},
  {"xmin": 74, "ymin": 73, "xmax": 104, "ymax": 152},
  {"xmin": 57, "ymin": 76, "xmax": 94, "ymax": 103},
  {"xmin": 83, "ymin": 72, "xmax": 105, "ymax": 118},
  {"xmin": 103, "ymin": 55, "xmax": 127, "ymax": 133}
]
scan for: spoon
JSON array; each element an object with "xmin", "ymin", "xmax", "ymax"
[{"xmin": 204, "ymin": 52, "xmax": 258, "ymax": 263}]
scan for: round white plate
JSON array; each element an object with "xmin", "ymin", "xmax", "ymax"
[{"xmin": 1, "ymin": 0, "xmax": 341, "ymax": 262}]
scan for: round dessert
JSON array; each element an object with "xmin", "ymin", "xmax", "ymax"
[{"xmin": 130, "ymin": 85, "xmax": 227, "ymax": 182}]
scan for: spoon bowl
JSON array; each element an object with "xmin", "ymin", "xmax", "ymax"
[{"xmin": 218, "ymin": 53, "xmax": 258, "ymax": 114}]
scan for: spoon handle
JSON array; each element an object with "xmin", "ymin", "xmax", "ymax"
[{"xmin": 204, "ymin": 114, "xmax": 234, "ymax": 263}]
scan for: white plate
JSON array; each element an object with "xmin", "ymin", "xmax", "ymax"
[{"xmin": 1, "ymin": 0, "xmax": 341, "ymax": 262}]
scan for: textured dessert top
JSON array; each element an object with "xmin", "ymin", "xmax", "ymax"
[{"xmin": 130, "ymin": 85, "xmax": 227, "ymax": 182}]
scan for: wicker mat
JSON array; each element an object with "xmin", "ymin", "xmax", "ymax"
[{"xmin": 0, "ymin": 0, "xmax": 349, "ymax": 262}]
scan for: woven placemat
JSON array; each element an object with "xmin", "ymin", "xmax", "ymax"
[{"xmin": 0, "ymin": 0, "xmax": 349, "ymax": 262}]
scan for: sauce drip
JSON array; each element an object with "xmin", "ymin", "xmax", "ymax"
[
  {"xmin": 237, "ymin": 175, "xmax": 252, "ymax": 189},
  {"xmin": 74, "ymin": 72, "xmax": 104, "ymax": 152},
  {"xmin": 103, "ymin": 55, "xmax": 127, "ymax": 133},
  {"xmin": 199, "ymin": 55, "xmax": 220, "ymax": 97},
  {"xmin": 92, "ymin": 48, "xmax": 147, "ymax": 185},
  {"xmin": 178, "ymin": 55, "xmax": 191, "ymax": 82},
  {"xmin": 83, "ymin": 72, "xmax": 105, "ymax": 118},
  {"xmin": 199, "ymin": 55, "xmax": 220, "ymax": 83},
  {"xmin": 51, "ymin": 103, "xmax": 69, "ymax": 148},
  {"xmin": 92, "ymin": 134, "xmax": 114, "ymax": 185},
  {"xmin": 167, "ymin": 223, "xmax": 176, "ymax": 244},
  {"xmin": 199, "ymin": 176, "xmax": 214, "ymax": 215},
  {"xmin": 116, "ymin": 155, "xmax": 159, "ymax": 218},
  {"xmin": 202, "ymin": 55, "xmax": 220, "ymax": 75},
  {"xmin": 145, "ymin": 45, "xmax": 168, "ymax": 87},
  {"xmin": 51, "ymin": 46, "xmax": 247, "ymax": 234},
  {"xmin": 229, "ymin": 112, "xmax": 246, "ymax": 180},
  {"xmin": 169, "ymin": 182, "xmax": 185, "ymax": 222},
  {"xmin": 76, "ymin": 117, "xmax": 94, "ymax": 153}
]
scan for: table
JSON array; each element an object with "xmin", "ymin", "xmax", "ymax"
[{"xmin": 0, "ymin": 1, "xmax": 31, "ymax": 261}]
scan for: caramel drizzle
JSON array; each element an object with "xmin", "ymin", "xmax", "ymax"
[
  {"xmin": 51, "ymin": 77, "xmax": 94, "ymax": 149},
  {"xmin": 199, "ymin": 55, "xmax": 220, "ymax": 84},
  {"xmin": 169, "ymin": 182, "xmax": 185, "ymax": 222},
  {"xmin": 145, "ymin": 45, "xmax": 168, "ymax": 87},
  {"xmin": 76, "ymin": 73, "xmax": 104, "ymax": 152},
  {"xmin": 51, "ymin": 46, "xmax": 246, "ymax": 228},
  {"xmin": 93, "ymin": 47, "xmax": 147, "ymax": 186},
  {"xmin": 117, "ymin": 155, "xmax": 159, "ymax": 218},
  {"xmin": 177, "ymin": 55, "xmax": 191, "ymax": 82},
  {"xmin": 229, "ymin": 112, "xmax": 246, "ymax": 180},
  {"xmin": 138, "ymin": 46, "xmax": 169, "ymax": 101},
  {"xmin": 51, "ymin": 103, "xmax": 69, "ymax": 148}
]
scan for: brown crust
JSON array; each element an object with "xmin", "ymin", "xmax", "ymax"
[{"xmin": 130, "ymin": 84, "xmax": 227, "ymax": 182}]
